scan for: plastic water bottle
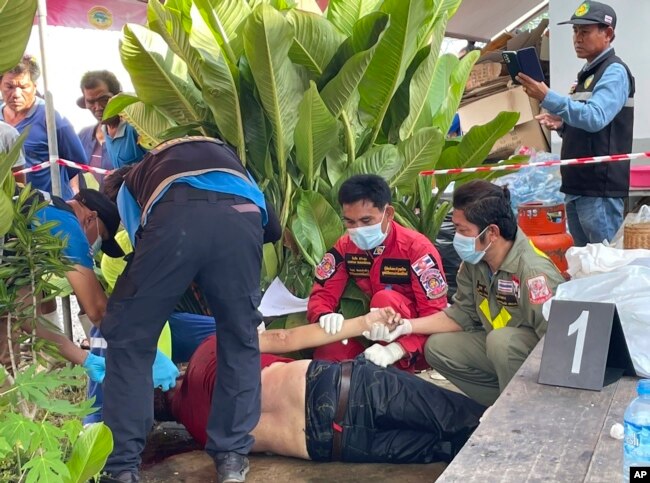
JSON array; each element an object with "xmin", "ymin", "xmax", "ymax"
[{"xmin": 624, "ymin": 379, "xmax": 650, "ymax": 482}]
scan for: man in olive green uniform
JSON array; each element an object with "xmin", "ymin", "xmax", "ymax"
[{"xmin": 363, "ymin": 181, "xmax": 565, "ymax": 406}]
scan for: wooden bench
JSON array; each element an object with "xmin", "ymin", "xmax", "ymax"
[{"xmin": 438, "ymin": 339, "xmax": 638, "ymax": 483}]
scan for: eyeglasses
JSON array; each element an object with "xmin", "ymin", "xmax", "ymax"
[{"xmin": 84, "ymin": 94, "xmax": 113, "ymax": 108}]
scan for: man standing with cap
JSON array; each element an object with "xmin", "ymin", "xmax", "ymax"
[{"xmin": 517, "ymin": 1, "xmax": 634, "ymax": 247}]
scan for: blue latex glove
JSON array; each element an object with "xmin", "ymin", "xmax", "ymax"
[
  {"xmin": 83, "ymin": 352, "xmax": 106, "ymax": 383},
  {"xmin": 152, "ymin": 349, "xmax": 179, "ymax": 391}
]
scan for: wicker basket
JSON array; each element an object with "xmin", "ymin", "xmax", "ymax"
[{"xmin": 624, "ymin": 222, "xmax": 650, "ymax": 249}]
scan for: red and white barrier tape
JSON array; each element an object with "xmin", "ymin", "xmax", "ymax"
[
  {"xmin": 13, "ymin": 159, "xmax": 113, "ymax": 176},
  {"xmin": 419, "ymin": 151, "xmax": 650, "ymax": 176}
]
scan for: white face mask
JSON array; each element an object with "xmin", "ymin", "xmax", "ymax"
[{"xmin": 347, "ymin": 209, "xmax": 388, "ymax": 250}]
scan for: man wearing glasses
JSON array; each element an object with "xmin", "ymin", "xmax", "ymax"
[{"xmin": 77, "ymin": 70, "xmax": 147, "ymax": 181}]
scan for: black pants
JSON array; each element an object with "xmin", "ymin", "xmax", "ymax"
[
  {"xmin": 305, "ymin": 357, "xmax": 485, "ymax": 464},
  {"xmin": 102, "ymin": 185, "xmax": 263, "ymax": 475}
]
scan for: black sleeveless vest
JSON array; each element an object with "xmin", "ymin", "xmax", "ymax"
[
  {"xmin": 124, "ymin": 137, "xmax": 249, "ymax": 216},
  {"xmin": 560, "ymin": 49, "xmax": 635, "ymax": 197}
]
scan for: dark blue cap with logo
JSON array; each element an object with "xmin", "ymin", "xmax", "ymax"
[{"xmin": 558, "ymin": 1, "xmax": 617, "ymax": 29}]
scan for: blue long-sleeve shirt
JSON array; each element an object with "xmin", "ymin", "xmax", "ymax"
[
  {"xmin": 117, "ymin": 171, "xmax": 268, "ymax": 247},
  {"xmin": 541, "ymin": 47, "xmax": 630, "ymax": 134}
]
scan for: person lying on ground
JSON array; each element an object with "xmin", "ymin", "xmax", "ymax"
[{"xmin": 154, "ymin": 312, "xmax": 485, "ymax": 464}]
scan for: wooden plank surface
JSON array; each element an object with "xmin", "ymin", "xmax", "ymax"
[
  {"xmin": 438, "ymin": 340, "xmax": 627, "ymax": 483},
  {"xmin": 585, "ymin": 378, "xmax": 637, "ymax": 482}
]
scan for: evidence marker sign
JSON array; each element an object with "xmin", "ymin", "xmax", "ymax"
[{"xmin": 538, "ymin": 300, "xmax": 635, "ymax": 391}]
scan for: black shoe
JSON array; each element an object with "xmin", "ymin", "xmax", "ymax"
[
  {"xmin": 97, "ymin": 471, "xmax": 140, "ymax": 483},
  {"xmin": 215, "ymin": 452, "xmax": 250, "ymax": 483}
]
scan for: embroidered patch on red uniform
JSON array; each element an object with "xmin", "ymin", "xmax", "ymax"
[
  {"xmin": 526, "ymin": 275, "xmax": 552, "ymax": 304},
  {"xmin": 420, "ymin": 268, "xmax": 447, "ymax": 299},
  {"xmin": 315, "ymin": 253, "xmax": 336, "ymax": 281},
  {"xmin": 411, "ymin": 254, "xmax": 435, "ymax": 276}
]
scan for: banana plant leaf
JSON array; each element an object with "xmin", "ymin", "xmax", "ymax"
[
  {"xmin": 120, "ymin": 24, "xmax": 210, "ymax": 126},
  {"xmin": 190, "ymin": 6, "xmax": 247, "ymax": 160},
  {"xmin": 244, "ymin": 4, "xmax": 306, "ymax": 173},
  {"xmin": 358, "ymin": 0, "xmax": 433, "ymax": 146},
  {"xmin": 391, "ymin": 126, "xmax": 445, "ymax": 194},
  {"xmin": 0, "ymin": 0, "xmax": 37, "ymax": 73},
  {"xmin": 326, "ymin": 0, "xmax": 383, "ymax": 37},
  {"xmin": 291, "ymin": 189, "xmax": 344, "ymax": 266},
  {"xmin": 294, "ymin": 82, "xmax": 339, "ymax": 190},
  {"xmin": 287, "ymin": 9, "xmax": 345, "ymax": 79}
]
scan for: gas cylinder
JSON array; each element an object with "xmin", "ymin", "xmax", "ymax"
[{"xmin": 517, "ymin": 202, "xmax": 574, "ymax": 275}]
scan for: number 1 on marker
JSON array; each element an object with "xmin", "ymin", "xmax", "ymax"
[{"xmin": 568, "ymin": 310, "xmax": 589, "ymax": 374}]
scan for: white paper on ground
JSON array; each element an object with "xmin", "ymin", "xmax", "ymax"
[{"xmin": 259, "ymin": 277, "xmax": 309, "ymax": 317}]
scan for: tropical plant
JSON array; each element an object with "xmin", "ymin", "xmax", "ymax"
[
  {"xmin": 105, "ymin": 0, "xmax": 521, "ymax": 308},
  {"xmin": 0, "ymin": 0, "xmax": 38, "ymax": 73},
  {"xmin": 0, "ymin": 137, "xmax": 113, "ymax": 482}
]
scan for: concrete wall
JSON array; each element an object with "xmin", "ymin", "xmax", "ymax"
[{"xmin": 548, "ymin": 0, "xmax": 650, "ymax": 153}]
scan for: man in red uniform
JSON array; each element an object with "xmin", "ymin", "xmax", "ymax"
[{"xmin": 308, "ymin": 175, "xmax": 448, "ymax": 370}]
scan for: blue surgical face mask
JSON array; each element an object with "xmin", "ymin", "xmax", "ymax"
[
  {"xmin": 453, "ymin": 226, "xmax": 492, "ymax": 264},
  {"xmin": 348, "ymin": 209, "xmax": 388, "ymax": 250}
]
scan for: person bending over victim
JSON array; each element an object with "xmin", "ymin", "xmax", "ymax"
[{"xmin": 155, "ymin": 311, "xmax": 485, "ymax": 464}]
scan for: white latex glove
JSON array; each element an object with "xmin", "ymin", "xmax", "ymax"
[
  {"xmin": 362, "ymin": 320, "xmax": 413, "ymax": 343},
  {"xmin": 363, "ymin": 342, "xmax": 406, "ymax": 368},
  {"xmin": 319, "ymin": 313, "xmax": 344, "ymax": 335},
  {"xmin": 256, "ymin": 321, "xmax": 266, "ymax": 334}
]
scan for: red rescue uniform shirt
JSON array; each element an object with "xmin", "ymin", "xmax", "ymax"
[
  {"xmin": 307, "ymin": 221, "xmax": 448, "ymax": 368},
  {"xmin": 171, "ymin": 335, "xmax": 293, "ymax": 447}
]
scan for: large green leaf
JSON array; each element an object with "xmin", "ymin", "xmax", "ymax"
[
  {"xmin": 147, "ymin": 1, "xmax": 202, "ymax": 85},
  {"xmin": 358, "ymin": 0, "xmax": 433, "ymax": 146},
  {"xmin": 391, "ymin": 127, "xmax": 445, "ymax": 194},
  {"xmin": 294, "ymin": 82, "xmax": 339, "ymax": 190},
  {"xmin": 0, "ymin": 192, "xmax": 12, "ymax": 237},
  {"xmin": 0, "ymin": 128, "xmax": 28, "ymax": 189},
  {"xmin": 332, "ymin": 143, "xmax": 402, "ymax": 198},
  {"xmin": 64, "ymin": 423, "xmax": 113, "ymax": 483},
  {"xmin": 103, "ymin": 93, "xmax": 141, "ymax": 119},
  {"xmin": 120, "ymin": 24, "xmax": 209, "ymax": 126},
  {"xmin": 193, "ymin": 0, "xmax": 251, "ymax": 60},
  {"xmin": 287, "ymin": 10, "xmax": 344, "ymax": 78},
  {"xmin": 292, "ymin": 190, "xmax": 343, "ymax": 266},
  {"xmin": 416, "ymin": 0, "xmax": 461, "ymax": 48},
  {"xmin": 437, "ymin": 111, "xmax": 520, "ymax": 171},
  {"xmin": 398, "ymin": 14, "xmax": 448, "ymax": 140},
  {"xmin": 326, "ymin": 0, "xmax": 383, "ymax": 37},
  {"xmin": 190, "ymin": 6, "xmax": 246, "ymax": 160},
  {"xmin": 120, "ymin": 101, "xmax": 178, "ymax": 150},
  {"xmin": 0, "ymin": 0, "xmax": 37, "ymax": 73},
  {"xmin": 432, "ymin": 0, "xmax": 462, "ymax": 22},
  {"xmin": 244, "ymin": 5, "xmax": 305, "ymax": 172},
  {"xmin": 240, "ymin": 59, "xmax": 273, "ymax": 178},
  {"xmin": 320, "ymin": 13, "xmax": 388, "ymax": 119},
  {"xmin": 431, "ymin": 50, "xmax": 480, "ymax": 135}
]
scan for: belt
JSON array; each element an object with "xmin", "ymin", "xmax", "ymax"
[
  {"xmin": 160, "ymin": 184, "xmax": 249, "ymax": 203},
  {"xmin": 331, "ymin": 360, "xmax": 353, "ymax": 461}
]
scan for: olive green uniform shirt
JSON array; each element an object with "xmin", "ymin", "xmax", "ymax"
[{"xmin": 444, "ymin": 229, "xmax": 565, "ymax": 338}]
